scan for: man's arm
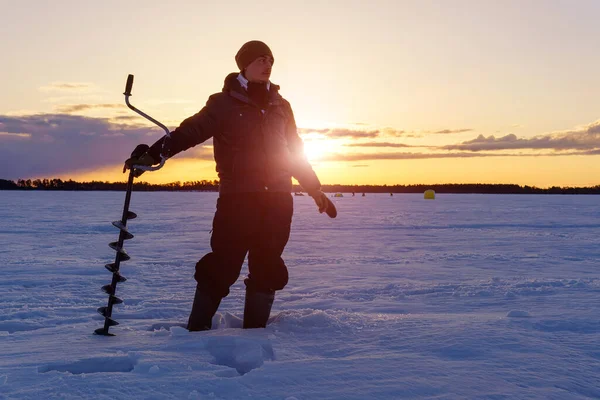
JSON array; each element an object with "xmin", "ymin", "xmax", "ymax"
[
  {"xmin": 284, "ymin": 103, "xmax": 321, "ymax": 193},
  {"xmin": 284, "ymin": 102, "xmax": 333, "ymax": 214},
  {"xmin": 147, "ymin": 95, "xmax": 220, "ymax": 162}
]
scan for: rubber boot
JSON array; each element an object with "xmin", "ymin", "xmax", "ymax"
[
  {"xmin": 243, "ymin": 289, "xmax": 275, "ymax": 329},
  {"xmin": 187, "ymin": 285, "xmax": 221, "ymax": 331}
]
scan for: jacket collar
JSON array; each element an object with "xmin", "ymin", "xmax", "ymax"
[
  {"xmin": 223, "ymin": 72, "xmax": 282, "ymax": 108},
  {"xmin": 237, "ymin": 73, "xmax": 271, "ymax": 91}
]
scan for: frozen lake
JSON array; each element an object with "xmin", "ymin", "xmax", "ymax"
[{"xmin": 0, "ymin": 192, "xmax": 599, "ymax": 399}]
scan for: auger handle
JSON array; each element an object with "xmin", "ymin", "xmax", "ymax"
[
  {"xmin": 132, "ymin": 158, "xmax": 166, "ymax": 172},
  {"xmin": 127, "ymin": 143, "xmax": 167, "ymax": 172},
  {"xmin": 123, "ymin": 74, "xmax": 171, "ymax": 173},
  {"xmin": 124, "ymin": 74, "xmax": 134, "ymax": 96}
]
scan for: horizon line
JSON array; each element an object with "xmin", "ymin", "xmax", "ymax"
[{"xmin": 2, "ymin": 177, "xmax": 600, "ymax": 191}]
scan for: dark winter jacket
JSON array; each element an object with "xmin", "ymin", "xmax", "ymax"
[{"xmin": 147, "ymin": 73, "xmax": 321, "ymax": 194}]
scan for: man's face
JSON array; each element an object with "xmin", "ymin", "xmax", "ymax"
[{"xmin": 244, "ymin": 55, "xmax": 274, "ymax": 83}]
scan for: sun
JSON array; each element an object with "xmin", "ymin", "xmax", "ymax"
[
  {"xmin": 303, "ymin": 140, "xmax": 326, "ymax": 161},
  {"xmin": 303, "ymin": 139, "xmax": 345, "ymax": 162}
]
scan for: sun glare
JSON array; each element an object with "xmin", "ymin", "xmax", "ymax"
[
  {"xmin": 303, "ymin": 139, "xmax": 343, "ymax": 161},
  {"xmin": 303, "ymin": 141, "xmax": 325, "ymax": 161}
]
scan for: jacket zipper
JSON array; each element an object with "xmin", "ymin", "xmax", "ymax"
[
  {"xmin": 229, "ymin": 90, "xmax": 276, "ymax": 192},
  {"xmin": 260, "ymin": 107, "xmax": 273, "ymax": 191}
]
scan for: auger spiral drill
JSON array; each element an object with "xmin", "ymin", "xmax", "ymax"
[{"xmin": 95, "ymin": 75, "xmax": 170, "ymax": 336}]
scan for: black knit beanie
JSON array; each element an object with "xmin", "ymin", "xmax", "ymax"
[{"xmin": 235, "ymin": 41, "xmax": 274, "ymax": 70}]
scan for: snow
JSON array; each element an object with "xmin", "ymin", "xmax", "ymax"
[
  {"xmin": 506, "ymin": 310, "xmax": 531, "ymax": 318},
  {"xmin": 0, "ymin": 191, "xmax": 599, "ymax": 399}
]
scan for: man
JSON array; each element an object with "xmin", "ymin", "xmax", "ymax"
[{"xmin": 124, "ymin": 40, "xmax": 329, "ymax": 331}]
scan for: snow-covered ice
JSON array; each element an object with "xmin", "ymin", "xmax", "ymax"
[{"xmin": 0, "ymin": 192, "xmax": 599, "ymax": 399}]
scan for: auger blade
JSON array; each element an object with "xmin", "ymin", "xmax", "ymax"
[
  {"xmin": 106, "ymin": 317, "xmax": 119, "ymax": 327},
  {"xmin": 115, "ymin": 273, "xmax": 127, "ymax": 283},
  {"xmin": 127, "ymin": 211, "xmax": 137, "ymax": 220},
  {"xmin": 112, "ymin": 220, "xmax": 128, "ymax": 231},
  {"xmin": 111, "ymin": 295, "xmax": 123, "ymax": 304},
  {"xmin": 101, "ymin": 284, "xmax": 115, "ymax": 295},
  {"xmin": 105, "ymin": 263, "xmax": 118, "ymax": 273},
  {"xmin": 109, "ymin": 242, "xmax": 125, "ymax": 253},
  {"xmin": 112, "ymin": 221, "xmax": 134, "ymax": 240},
  {"xmin": 108, "ymin": 243, "xmax": 130, "ymax": 260},
  {"xmin": 97, "ymin": 306, "xmax": 109, "ymax": 317},
  {"xmin": 94, "ymin": 328, "xmax": 115, "ymax": 336}
]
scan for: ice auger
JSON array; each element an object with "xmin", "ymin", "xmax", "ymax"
[{"xmin": 95, "ymin": 75, "xmax": 170, "ymax": 336}]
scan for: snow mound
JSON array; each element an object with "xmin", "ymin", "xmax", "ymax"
[
  {"xmin": 206, "ymin": 336, "xmax": 274, "ymax": 375},
  {"xmin": 147, "ymin": 322, "xmax": 187, "ymax": 332},
  {"xmin": 0, "ymin": 321, "xmax": 45, "ymax": 334},
  {"xmin": 38, "ymin": 355, "xmax": 137, "ymax": 374},
  {"xmin": 212, "ymin": 312, "xmax": 243, "ymax": 329},
  {"xmin": 169, "ymin": 326, "xmax": 189, "ymax": 337},
  {"xmin": 504, "ymin": 291, "xmax": 517, "ymax": 299},
  {"xmin": 533, "ymin": 319, "xmax": 600, "ymax": 334},
  {"xmin": 506, "ymin": 310, "xmax": 531, "ymax": 318},
  {"xmin": 269, "ymin": 309, "xmax": 375, "ymax": 332}
]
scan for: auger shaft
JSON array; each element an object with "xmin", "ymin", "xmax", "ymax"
[{"xmin": 95, "ymin": 168, "xmax": 137, "ymax": 336}]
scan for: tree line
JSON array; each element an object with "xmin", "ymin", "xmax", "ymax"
[
  {"xmin": 1, "ymin": 178, "xmax": 600, "ymax": 194},
  {"xmin": 0, "ymin": 178, "xmax": 220, "ymax": 191}
]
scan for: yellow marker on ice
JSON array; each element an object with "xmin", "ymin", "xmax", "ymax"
[{"xmin": 424, "ymin": 189, "xmax": 435, "ymax": 200}]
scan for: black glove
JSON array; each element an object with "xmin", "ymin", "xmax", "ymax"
[
  {"xmin": 307, "ymin": 189, "xmax": 337, "ymax": 218},
  {"xmin": 123, "ymin": 144, "xmax": 156, "ymax": 177}
]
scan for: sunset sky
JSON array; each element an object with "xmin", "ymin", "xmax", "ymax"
[{"xmin": 2, "ymin": 0, "xmax": 600, "ymax": 187}]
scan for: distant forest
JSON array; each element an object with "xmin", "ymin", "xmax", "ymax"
[{"xmin": 2, "ymin": 178, "xmax": 600, "ymax": 194}]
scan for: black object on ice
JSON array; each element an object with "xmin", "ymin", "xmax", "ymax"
[
  {"xmin": 94, "ymin": 166, "xmax": 138, "ymax": 336},
  {"xmin": 95, "ymin": 75, "xmax": 170, "ymax": 336}
]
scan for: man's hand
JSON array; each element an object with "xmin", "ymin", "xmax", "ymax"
[
  {"xmin": 308, "ymin": 189, "xmax": 329, "ymax": 214},
  {"xmin": 123, "ymin": 146, "xmax": 156, "ymax": 177}
]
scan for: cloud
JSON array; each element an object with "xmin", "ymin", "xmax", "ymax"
[
  {"xmin": 321, "ymin": 152, "xmax": 503, "ymax": 162},
  {"xmin": 0, "ymin": 113, "xmax": 212, "ymax": 179},
  {"xmin": 380, "ymin": 127, "xmax": 407, "ymax": 137},
  {"xmin": 319, "ymin": 150, "xmax": 594, "ymax": 162},
  {"xmin": 0, "ymin": 132, "xmax": 31, "ymax": 139},
  {"xmin": 345, "ymin": 142, "xmax": 414, "ymax": 148},
  {"xmin": 580, "ymin": 148, "xmax": 600, "ymax": 155},
  {"xmin": 351, "ymin": 164, "xmax": 369, "ymax": 167},
  {"xmin": 377, "ymin": 128, "xmax": 472, "ymax": 138},
  {"xmin": 4, "ymin": 112, "xmax": 600, "ymax": 180},
  {"xmin": 329, "ymin": 129, "xmax": 380, "ymax": 138},
  {"xmin": 372, "ymin": 128, "xmax": 472, "ymax": 137},
  {"xmin": 432, "ymin": 128, "xmax": 473, "ymax": 134},
  {"xmin": 444, "ymin": 121, "xmax": 600, "ymax": 152},
  {"xmin": 444, "ymin": 134, "xmax": 525, "ymax": 151},
  {"xmin": 39, "ymin": 82, "xmax": 96, "ymax": 92},
  {"xmin": 55, "ymin": 104, "xmax": 126, "ymax": 113},
  {"xmin": 184, "ymin": 141, "xmax": 214, "ymax": 160},
  {"xmin": 298, "ymin": 126, "xmax": 417, "ymax": 138},
  {"xmin": 298, "ymin": 127, "xmax": 379, "ymax": 138},
  {"xmin": 112, "ymin": 115, "xmax": 144, "ymax": 121}
]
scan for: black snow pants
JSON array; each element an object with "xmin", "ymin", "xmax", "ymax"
[{"xmin": 194, "ymin": 192, "xmax": 293, "ymax": 300}]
